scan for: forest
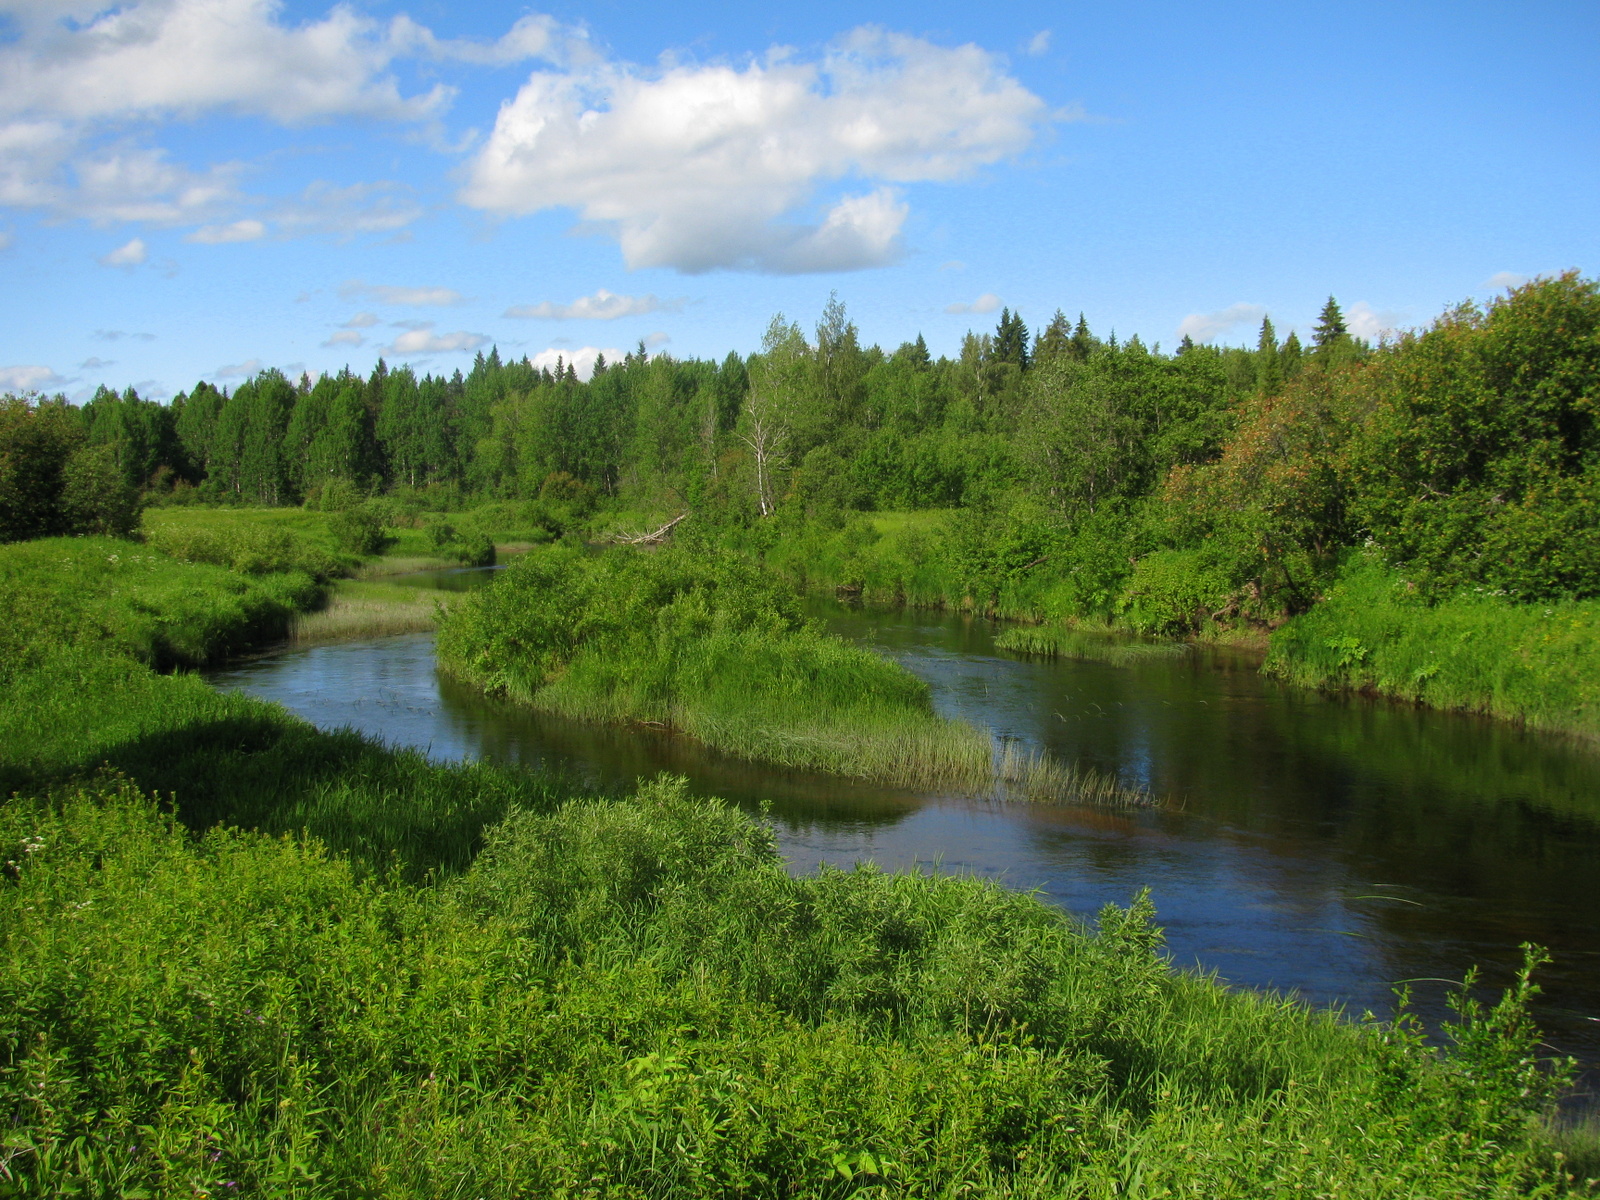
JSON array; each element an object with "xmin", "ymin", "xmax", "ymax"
[{"xmin": 7, "ymin": 273, "xmax": 1599, "ymax": 633}]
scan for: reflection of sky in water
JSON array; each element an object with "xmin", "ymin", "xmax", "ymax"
[{"xmin": 209, "ymin": 599, "xmax": 1600, "ymax": 1073}]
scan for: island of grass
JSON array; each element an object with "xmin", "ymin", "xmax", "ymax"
[{"xmin": 437, "ymin": 543, "xmax": 1137, "ymax": 803}]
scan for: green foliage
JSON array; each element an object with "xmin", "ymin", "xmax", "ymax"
[
  {"xmin": 1266, "ymin": 553, "xmax": 1600, "ymax": 736},
  {"xmin": 0, "ymin": 394, "xmax": 142, "ymax": 542},
  {"xmin": 0, "ymin": 772, "xmax": 1580, "ymax": 1197},
  {"xmin": 1346, "ymin": 272, "xmax": 1600, "ymax": 600},
  {"xmin": 0, "ymin": 537, "xmax": 320, "ymax": 678},
  {"xmin": 1117, "ymin": 548, "xmax": 1236, "ymax": 635},
  {"xmin": 327, "ymin": 503, "xmax": 387, "ymax": 555}
]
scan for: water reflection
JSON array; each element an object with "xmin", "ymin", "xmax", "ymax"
[{"xmin": 207, "ymin": 580, "xmax": 1600, "ymax": 1073}]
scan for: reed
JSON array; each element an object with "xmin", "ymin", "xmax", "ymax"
[
  {"xmin": 995, "ymin": 623, "xmax": 1192, "ymax": 667},
  {"xmin": 288, "ymin": 579, "xmax": 451, "ymax": 643}
]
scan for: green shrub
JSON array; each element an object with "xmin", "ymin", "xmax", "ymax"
[
  {"xmin": 328, "ymin": 504, "xmax": 386, "ymax": 555},
  {"xmin": 1117, "ymin": 548, "xmax": 1234, "ymax": 635}
]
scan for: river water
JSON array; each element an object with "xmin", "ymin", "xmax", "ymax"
[{"xmin": 208, "ymin": 567, "xmax": 1600, "ymax": 1076}]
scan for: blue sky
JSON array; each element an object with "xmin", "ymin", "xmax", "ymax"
[{"xmin": 1, "ymin": 0, "xmax": 1595, "ymax": 398}]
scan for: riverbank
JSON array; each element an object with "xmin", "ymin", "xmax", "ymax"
[{"xmin": 1266, "ymin": 555, "xmax": 1600, "ymax": 740}]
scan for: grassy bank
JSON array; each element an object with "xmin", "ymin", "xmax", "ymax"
[
  {"xmin": 994, "ymin": 624, "xmax": 1193, "ymax": 668},
  {"xmin": 0, "ymin": 536, "xmax": 321, "ymax": 674},
  {"xmin": 1267, "ymin": 555, "xmax": 1600, "ymax": 739},
  {"xmin": 437, "ymin": 544, "xmax": 1139, "ymax": 804}
]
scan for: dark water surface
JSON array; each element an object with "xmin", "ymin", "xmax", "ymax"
[{"xmin": 209, "ymin": 570, "xmax": 1600, "ymax": 1075}]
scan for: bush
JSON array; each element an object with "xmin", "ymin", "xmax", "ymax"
[
  {"xmin": 328, "ymin": 505, "xmax": 386, "ymax": 555},
  {"xmin": 1117, "ymin": 548, "xmax": 1235, "ymax": 635}
]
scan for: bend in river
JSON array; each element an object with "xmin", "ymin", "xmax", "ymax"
[{"xmin": 208, "ymin": 567, "xmax": 1600, "ymax": 1076}]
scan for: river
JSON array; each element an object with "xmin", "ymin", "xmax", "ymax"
[{"xmin": 208, "ymin": 567, "xmax": 1600, "ymax": 1078}]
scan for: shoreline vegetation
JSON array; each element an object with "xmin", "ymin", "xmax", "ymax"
[
  {"xmin": 437, "ymin": 543, "xmax": 1148, "ymax": 806},
  {"xmin": 0, "ymin": 538, "xmax": 1588, "ymax": 1192}
]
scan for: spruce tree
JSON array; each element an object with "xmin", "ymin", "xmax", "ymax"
[
  {"xmin": 1256, "ymin": 317, "xmax": 1282, "ymax": 397},
  {"xmin": 1313, "ymin": 296, "xmax": 1349, "ymax": 349},
  {"xmin": 1070, "ymin": 314, "xmax": 1095, "ymax": 360}
]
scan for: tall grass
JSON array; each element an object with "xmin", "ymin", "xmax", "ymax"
[
  {"xmin": 1267, "ymin": 553, "xmax": 1600, "ymax": 738},
  {"xmin": 287, "ymin": 578, "xmax": 452, "ymax": 643},
  {"xmin": 0, "ymin": 536, "xmax": 320, "ymax": 676},
  {"xmin": 0, "ymin": 773, "xmax": 1581, "ymax": 1197},
  {"xmin": 995, "ymin": 623, "xmax": 1192, "ymax": 667},
  {"xmin": 438, "ymin": 544, "xmax": 1146, "ymax": 805}
]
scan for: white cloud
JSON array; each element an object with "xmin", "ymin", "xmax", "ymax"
[
  {"xmin": 0, "ymin": 364, "xmax": 66, "ymax": 392},
  {"xmin": 214, "ymin": 357, "xmax": 263, "ymax": 378},
  {"xmin": 342, "ymin": 280, "xmax": 465, "ymax": 306},
  {"xmin": 504, "ymin": 288, "xmax": 684, "ymax": 320},
  {"xmin": 0, "ymin": 2, "xmax": 569, "ymax": 230},
  {"xmin": 322, "ymin": 330, "xmax": 364, "ymax": 347},
  {"xmin": 945, "ymin": 292, "xmax": 1000, "ymax": 315},
  {"xmin": 1482, "ymin": 271, "xmax": 1529, "ymax": 292},
  {"xmin": 529, "ymin": 345, "xmax": 624, "ymax": 381},
  {"xmin": 462, "ymin": 26, "xmax": 1050, "ymax": 273},
  {"xmin": 341, "ymin": 311, "xmax": 380, "ymax": 328},
  {"xmin": 187, "ymin": 217, "xmax": 265, "ymax": 244},
  {"xmin": 98, "ymin": 236, "xmax": 148, "ymax": 266},
  {"xmin": 80, "ymin": 356, "xmax": 115, "ymax": 369},
  {"xmin": 1025, "ymin": 30, "xmax": 1052, "ymax": 56},
  {"xmin": 1176, "ymin": 302, "xmax": 1265, "ymax": 343},
  {"xmin": 273, "ymin": 180, "xmax": 424, "ymax": 239},
  {"xmin": 384, "ymin": 328, "xmax": 489, "ymax": 356},
  {"xmin": 1346, "ymin": 301, "xmax": 1408, "ymax": 342},
  {"xmin": 643, "ymin": 331, "xmax": 670, "ymax": 349}
]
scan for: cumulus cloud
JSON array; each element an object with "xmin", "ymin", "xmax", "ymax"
[
  {"xmin": 1176, "ymin": 302, "xmax": 1266, "ymax": 343},
  {"xmin": 462, "ymin": 26, "xmax": 1050, "ymax": 273},
  {"xmin": 187, "ymin": 217, "xmax": 265, "ymax": 244},
  {"xmin": 529, "ymin": 345, "xmax": 624, "ymax": 381},
  {"xmin": 945, "ymin": 292, "xmax": 1000, "ymax": 315},
  {"xmin": 322, "ymin": 330, "xmax": 364, "ymax": 347},
  {"xmin": 1345, "ymin": 301, "xmax": 1407, "ymax": 342},
  {"xmin": 341, "ymin": 280, "xmax": 465, "ymax": 306},
  {"xmin": 0, "ymin": 1, "xmax": 566, "ymax": 231},
  {"xmin": 214, "ymin": 357, "xmax": 263, "ymax": 378},
  {"xmin": 1483, "ymin": 271, "xmax": 1529, "ymax": 292},
  {"xmin": 383, "ymin": 325, "xmax": 489, "ymax": 355},
  {"xmin": 0, "ymin": 364, "xmax": 66, "ymax": 392},
  {"xmin": 504, "ymin": 288, "xmax": 683, "ymax": 320},
  {"xmin": 98, "ymin": 236, "xmax": 148, "ymax": 266},
  {"xmin": 1025, "ymin": 30, "xmax": 1052, "ymax": 56}
]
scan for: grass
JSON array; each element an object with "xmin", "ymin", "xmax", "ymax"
[
  {"xmin": 1266, "ymin": 553, "xmax": 1600, "ymax": 739},
  {"xmin": 0, "ymin": 529, "xmax": 1587, "ymax": 1195},
  {"xmin": 438, "ymin": 544, "xmax": 1147, "ymax": 805},
  {"xmin": 0, "ymin": 536, "xmax": 321, "ymax": 675},
  {"xmin": 288, "ymin": 578, "xmax": 453, "ymax": 643},
  {"xmin": 995, "ymin": 623, "xmax": 1193, "ymax": 668}
]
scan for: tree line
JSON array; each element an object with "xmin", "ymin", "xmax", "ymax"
[{"xmin": 4, "ymin": 275, "xmax": 1596, "ymax": 617}]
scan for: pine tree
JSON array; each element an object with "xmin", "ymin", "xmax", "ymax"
[
  {"xmin": 994, "ymin": 308, "xmax": 1030, "ymax": 369},
  {"xmin": 1036, "ymin": 310, "xmax": 1072, "ymax": 362},
  {"xmin": 1070, "ymin": 314, "xmax": 1095, "ymax": 360},
  {"xmin": 1312, "ymin": 296, "xmax": 1349, "ymax": 349},
  {"xmin": 1280, "ymin": 330, "xmax": 1304, "ymax": 379},
  {"xmin": 1256, "ymin": 317, "xmax": 1282, "ymax": 396}
]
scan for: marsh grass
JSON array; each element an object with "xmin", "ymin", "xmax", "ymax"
[
  {"xmin": 1267, "ymin": 554, "xmax": 1600, "ymax": 738},
  {"xmin": 289, "ymin": 579, "xmax": 451, "ymax": 643},
  {"xmin": 995, "ymin": 623, "xmax": 1192, "ymax": 668}
]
